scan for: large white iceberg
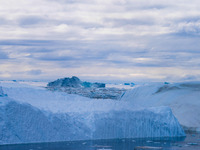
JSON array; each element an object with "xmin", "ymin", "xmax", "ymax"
[
  {"xmin": 121, "ymin": 82, "xmax": 200, "ymax": 132},
  {"xmin": 0, "ymin": 82, "xmax": 185, "ymax": 144}
]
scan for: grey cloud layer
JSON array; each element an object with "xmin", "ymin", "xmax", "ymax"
[
  {"xmin": 0, "ymin": 52, "xmax": 9, "ymax": 59},
  {"xmin": 0, "ymin": 0, "xmax": 200, "ymax": 81}
]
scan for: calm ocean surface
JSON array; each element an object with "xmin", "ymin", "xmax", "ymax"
[{"xmin": 1, "ymin": 134, "xmax": 200, "ymax": 150}]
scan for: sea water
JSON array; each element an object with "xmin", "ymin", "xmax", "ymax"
[{"xmin": 0, "ymin": 134, "xmax": 200, "ymax": 150}]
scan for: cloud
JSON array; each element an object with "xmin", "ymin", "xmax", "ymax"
[
  {"xmin": 104, "ymin": 18, "xmax": 156, "ymax": 27},
  {"xmin": 18, "ymin": 16, "xmax": 46, "ymax": 26},
  {"xmin": 0, "ymin": 51, "xmax": 9, "ymax": 59},
  {"xmin": 26, "ymin": 69, "xmax": 42, "ymax": 75},
  {"xmin": 0, "ymin": 17, "xmax": 11, "ymax": 25},
  {"xmin": 0, "ymin": 40, "xmax": 56, "ymax": 46},
  {"xmin": 0, "ymin": 0, "xmax": 200, "ymax": 81},
  {"xmin": 176, "ymin": 22, "xmax": 200, "ymax": 36}
]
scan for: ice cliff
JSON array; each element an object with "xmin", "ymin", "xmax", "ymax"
[
  {"xmin": 0, "ymin": 98, "xmax": 185, "ymax": 144},
  {"xmin": 0, "ymin": 82, "xmax": 185, "ymax": 144}
]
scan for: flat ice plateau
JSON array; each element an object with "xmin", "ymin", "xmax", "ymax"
[
  {"xmin": 121, "ymin": 82, "xmax": 200, "ymax": 132},
  {"xmin": 0, "ymin": 82, "xmax": 185, "ymax": 144}
]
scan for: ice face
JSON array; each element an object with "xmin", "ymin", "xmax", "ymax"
[
  {"xmin": 0, "ymin": 98, "xmax": 185, "ymax": 145},
  {"xmin": 91, "ymin": 108, "xmax": 185, "ymax": 139}
]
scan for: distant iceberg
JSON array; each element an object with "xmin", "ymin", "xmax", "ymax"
[
  {"xmin": 46, "ymin": 76, "xmax": 125, "ymax": 99},
  {"xmin": 47, "ymin": 76, "xmax": 105, "ymax": 88}
]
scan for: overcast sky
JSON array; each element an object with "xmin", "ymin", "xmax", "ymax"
[{"xmin": 0, "ymin": 0, "xmax": 200, "ymax": 82}]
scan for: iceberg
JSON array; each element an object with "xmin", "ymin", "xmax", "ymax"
[
  {"xmin": 0, "ymin": 82, "xmax": 185, "ymax": 145},
  {"xmin": 46, "ymin": 77, "xmax": 124, "ymax": 100},
  {"xmin": 0, "ymin": 98, "xmax": 185, "ymax": 144},
  {"xmin": 47, "ymin": 76, "xmax": 105, "ymax": 88},
  {"xmin": 121, "ymin": 82, "xmax": 200, "ymax": 132}
]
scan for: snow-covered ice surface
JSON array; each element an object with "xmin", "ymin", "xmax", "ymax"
[
  {"xmin": 0, "ymin": 82, "xmax": 185, "ymax": 144},
  {"xmin": 121, "ymin": 82, "xmax": 200, "ymax": 132}
]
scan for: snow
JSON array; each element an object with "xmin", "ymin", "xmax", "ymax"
[
  {"xmin": 0, "ymin": 81, "xmax": 185, "ymax": 144},
  {"xmin": 106, "ymin": 83, "xmax": 135, "ymax": 89},
  {"xmin": 121, "ymin": 82, "xmax": 200, "ymax": 131}
]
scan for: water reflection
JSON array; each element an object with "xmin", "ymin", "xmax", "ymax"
[{"xmin": 0, "ymin": 136, "xmax": 186, "ymax": 150}]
